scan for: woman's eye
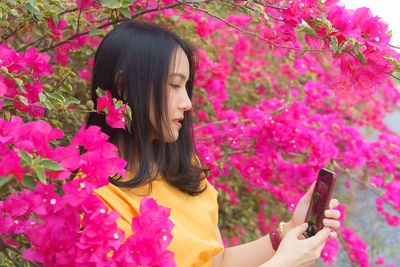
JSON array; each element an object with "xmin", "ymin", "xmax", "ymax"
[{"xmin": 170, "ymin": 84, "xmax": 180, "ymax": 89}]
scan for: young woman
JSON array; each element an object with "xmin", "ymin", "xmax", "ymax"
[{"xmin": 86, "ymin": 20, "xmax": 341, "ymax": 266}]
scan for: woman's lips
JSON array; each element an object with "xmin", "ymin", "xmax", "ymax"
[{"xmin": 173, "ymin": 120, "xmax": 181, "ymax": 128}]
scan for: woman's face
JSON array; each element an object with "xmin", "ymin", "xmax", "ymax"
[{"xmin": 150, "ymin": 47, "xmax": 192, "ymax": 142}]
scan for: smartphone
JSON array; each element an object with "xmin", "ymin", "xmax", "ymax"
[{"xmin": 304, "ymin": 168, "xmax": 336, "ymax": 238}]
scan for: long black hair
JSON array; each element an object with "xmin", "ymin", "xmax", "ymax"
[{"xmin": 86, "ymin": 20, "xmax": 207, "ymax": 196}]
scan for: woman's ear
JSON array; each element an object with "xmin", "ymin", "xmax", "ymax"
[{"xmin": 114, "ymin": 70, "xmax": 127, "ymax": 101}]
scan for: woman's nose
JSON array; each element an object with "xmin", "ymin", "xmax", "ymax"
[{"xmin": 180, "ymin": 90, "xmax": 192, "ymax": 111}]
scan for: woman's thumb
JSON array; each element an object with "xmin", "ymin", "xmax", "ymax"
[{"xmin": 289, "ymin": 223, "xmax": 309, "ymax": 237}]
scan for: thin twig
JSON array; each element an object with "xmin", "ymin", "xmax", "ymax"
[
  {"xmin": 54, "ymin": 71, "xmax": 73, "ymax": 91},
  {"xmin": 382, "ymin": 70, "xmax": 400, "ymax": 81},
  {"xmin": 221, "ymin": 150, "xmax": 250, "ymax": 156},
  {"xmin": 194, "ymin": 119, "xmax": 250, "ymax": 130},
  {"xmin": 59, "ymin": 7, "xmax": 78, "ymax": 15},
  {"xmin": 0, "ymin": 237, "xmax": 42, "ymax": 267},
  {"xmin": 336, "ymin": 165, "xmax": 397, "ymax": 211},
  {"xmin": 223, "ymin": 0, "xmax": 284, "ymax": 21},
  {"xmin": 77, "ymin": 6, "xmax": 83, "ymax": 32},
  {"xmin": 337, "ymin": 230, "xmax": 359, "ymax": 267},
  {"xmin": 0, "ymin": 96, "xmax": 93, "ymax": 113},
  {"xmin": 0, "ymin": 237, "xmax": 22, "ymax": 256},
  {"xmin": 39, "ymin": 2, "xmax": 183, "ymax": 52},
  {"xmin": 388, "ymin": 44, "xmax": 400, "ymax": 49},
  {"xmin": 0, "ymin": 24, "xmax": 24, "ymax": 42},
  {"xmin": 17, "ymin": 36, "xmax": 46, "ymax": 52},
  {"xmin": 253, "ymin": 0, "xmax": 282, "ymax": 11},
  {"xmin": 178, "ymin": 1, "xmax": 331, "ymax": 52}
]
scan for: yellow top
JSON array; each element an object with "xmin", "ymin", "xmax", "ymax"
[{"xmin": 94, "ymin": 172, "xmax": 223, "ymax": 267}]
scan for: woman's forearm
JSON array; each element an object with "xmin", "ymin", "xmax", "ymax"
[{"xmin": 220, "ymin": 234, "xmax": 276, "ymax": 267}]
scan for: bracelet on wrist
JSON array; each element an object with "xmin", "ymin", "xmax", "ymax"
[
  {"xmin": 278, "ymin": 221, "xmax": 286, "ymax": 238},
  {"xmin": 269, "ymin": 228, "xmax": 282, "ymax": 251}
]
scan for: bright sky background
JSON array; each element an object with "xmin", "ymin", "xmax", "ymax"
[{"xmin": 339, "ymin": 0, "xmax": 400, "ymax": 45}]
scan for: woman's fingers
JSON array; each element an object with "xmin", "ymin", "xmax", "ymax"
[
  {"xmin": 329, "ymin": 231, "xmax": 337, "ymax": 239},
  {"xmin": 311, "ymin": 227, "xmax": 330, "ymax": 247},
  {"xmin": 329, "ymin": 198, "xmax": 339, "ymax": 209},
  {"xmin": 323, "ymin": 218, "xmax": 340, "ymax": 229},
  {"xmin": 324, "ymin": 209, "xmax": 340, "ymax": 219}
]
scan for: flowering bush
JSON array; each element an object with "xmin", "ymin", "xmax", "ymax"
[{"xmin": 0, "ymin": 0, "xmax": 399, "ymax": 265}]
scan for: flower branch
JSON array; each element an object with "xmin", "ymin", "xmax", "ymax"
[
  {"xmin": 40, "ymin": 2, "xmax": 183, "ymax": 52},
  {"xmin": 178, "ymin": 0, "xmax": 332, "ymax": 52}
]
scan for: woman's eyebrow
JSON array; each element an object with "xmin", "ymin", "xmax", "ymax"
[{"xmin": 170, "ymin": 73, "xmax": 188, "ymax": 81}]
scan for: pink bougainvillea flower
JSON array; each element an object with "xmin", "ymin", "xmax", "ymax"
[
  {"xmin": 0, "ymin": 143, "xmax": 24, "ymax": 181},
  {"xmin": 96, "ymin": 90, "xmax": 128, "ymax": 129},
  {"xmin": 106, "ymin": 104, "xmax": 127, "ymax": 129},
  {"xmin": 97, "ymin": 90, "xmax": 112, "ymax": 113},
  {"xmin": 77, "ymin": 67, "xmax": 91, "ymax": 81}
]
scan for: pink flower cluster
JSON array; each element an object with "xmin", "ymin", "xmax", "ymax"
[
  {"xmin": 0, "ymin": 180, "xmax": 175, "ymax": 266},
  {"xmin": 341, "ymin": 227, "xmax": 370, "ymax": 267},
  {"xmin": 0, "ymin": 115, "xmax": 126, "ymax": 186},
  {"xmin": 0, "ymin": 43, "xmax": 51, "ymax": 117},
  {"xmin": 0, "ymin": 108, "xmax": 175, "ymax": 264},
  {"xmin": 97, "ymin": 90, "xmax": 128, "ymax": 130}
]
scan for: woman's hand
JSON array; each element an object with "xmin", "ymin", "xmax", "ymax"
[
  {"xmin": 286, "ymin": 181, "xmax": 341, "ymax": 238},
  {"xmin": 264, "ymin": 223, "xmax": 331, "ymax": 267}
]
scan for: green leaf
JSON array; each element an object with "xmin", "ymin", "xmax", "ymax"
[
  {"xmin": 52, "ymin": 15, "xmax": 60, "ymax": 28},
  {"xmin": 15, "ymin": 95, "xmax": 29, "ymax": 106},
  {"xmin": 25, "ymin": 0, "xmax": 42, "ymax": 17},
  {"xmin": 383, "ymin": 56, "xmax": 400, "ymax": 70},
  {"xmin": 333, "ymin": 40, "xmax": 348, "ymax": 57},
  {"xmin": 356, "ymin": 51, "xmax": 366, "ymax": 66},
  {"xmin": 96, "ymin": 87, "xmax": 106, "ymax": 97},
  {"xmin": 34, "ymin": 166, "xmax": 46, "ymax": 184},
  {"xmin": 114, "ymin": 100, "xmax": 123, "ymax": 110},
  {"xmin": 14, "ymin": 78, "xmax": 27, "ymax": 93},
  {"xmin": 89, "ymin": 28, "xmax": 103, "ymax": 37},
  {"xmin": 0, "ymin": 175, "xmax": 13, "ymax": 189},
  {"xmin": 10, "ymin": 9, "xmax": 18, "ymax": 16},
  {"xmin": 22, "ymin": 175, "xmax": 37, "ymax": 190},
  {"xmin": 52, "ymin": 0, "xmax": 65, "ymax": 9},
  {"xmin": 86, "ymin": 100, "xmax": 95, "ymax": 110},
  {"xmin": 297, "ymin": 49, "xmax": 308, "ymax": 58},
  {"xmin": 65, "ymin": 96, "xmax": 81, "ymax": 106},
  {"xmin": 121, "ymin": 0, "xmax": 134, "ymax": 7},
  {"xmin": 125, "ymin": 105, "xmax": 132, "ymax": 120},
  {"xmin": 39, "ymin": 92, "xmax": 46, "ymax": 103},
  {"xmin": 338, "ymin": 41, "xmax": 348, "ymax": 54},
  {"xmin": 330, "ymin": 36, "xmax": 338, "ymax": 54},
  {"xmin": 71, "ymin": 19, "xmax": 77, "ymax": 31},
  {"xmin": 252, "ymin": 8, "xmax": 260, "ymax": 20},
  {"xmin": 47, "ymin": 92, "xmax": 65, "ymax": 103},
  {"xmin": 175, "ymin": 5, "xmax": 191, "ymax": 15},
  {"xmin": 32, "ymin": 157, "xmax": 41, "ymax": 167},
  {"xmin": 353, "ymin": 43, "xmax": 360, "ymax": 55},
  {"xmin": 62, "ymin": 83, "xmax": 73, "ymax": 94},
  {"xmin": 40, "ymin": 159, "xmax": 65, "ymax": 171},
  {"xmin": 303, "ymin": 27, "xmax": 317, "ymax": 37},
  {"xmin": 102, "ymin": 0, "xmax": 122, "ymax": 9},
  {"xmin": 16, "ymin": 149, "xmax": 33, "ymax": 165},
  {"xmin": 134, "ymin": 4, "xmax": 143, "ymax": 11},
  {"xmin": 43, "ymin": 98, "xmax": 53, "ymax": 110},
  {"xmin": 119, "ymin": 7, "xmax": 131, "ymax": 18}
]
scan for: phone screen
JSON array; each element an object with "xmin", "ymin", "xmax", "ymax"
[{"xmin": 304, "ymin": 169, "xmax": 335, "ymax": 238}]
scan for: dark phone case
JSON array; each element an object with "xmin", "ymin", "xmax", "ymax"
[{"xmin": 304, "ymin": 169, "xmax": 336, "ymax": 238}]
